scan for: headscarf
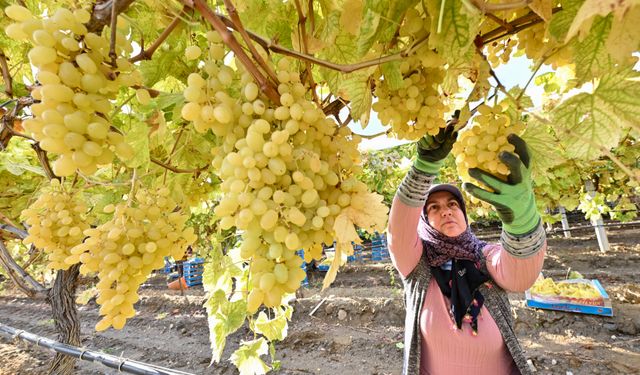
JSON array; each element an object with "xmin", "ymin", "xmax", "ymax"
[{"xmin": 418, "ymin": 187, "xmax": 490, "ymax": 334}]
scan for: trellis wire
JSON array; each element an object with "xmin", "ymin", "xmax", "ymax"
[
  {"xmin": 0, "ymin": 323, "xmax": 195, "ymax": 375},
  {"xmin": 476, "ymin": 220, "xmax": 640, "ymax": 240}
]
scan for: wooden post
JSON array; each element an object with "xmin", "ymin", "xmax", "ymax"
[
  {"xmin": 585, "ymin": 181, "xmax": 610, "ymax": 252},
  {"xmin": 558, "ymin": 206, "xmax": 571, "ymax": 238}
]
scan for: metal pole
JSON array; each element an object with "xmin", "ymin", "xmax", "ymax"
[
  {"xmin": 0, "ymin": 323, "xmax": 195, "ymax": 375},
  {"xmin": 558, "ymin": 206, "xmax": 571, "ymax": 238},
  {"xmin": 584, "ymin": 181, "xmax": 610, "ymax": 252}
]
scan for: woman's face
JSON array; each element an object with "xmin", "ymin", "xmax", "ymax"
[{"xmin": 424, "ymin": 191, "xmax": 467, "ymax": 237}]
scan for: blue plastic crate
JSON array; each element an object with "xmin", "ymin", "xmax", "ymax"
[
  {"xmin": 182, "ymin": 258, "xmax": 204, "ymax": 286},
  {"xmin": 296, "ymin": 250, "xmax": 309, "ymax": 286}
]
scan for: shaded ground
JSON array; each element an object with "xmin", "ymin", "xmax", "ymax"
[{"xmin": 0, "ymin": 227, "xmax": 639, "ymax": 374}]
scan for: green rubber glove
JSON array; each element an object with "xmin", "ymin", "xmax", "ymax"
[
  {"xmin": 413, "ymin": 120, "xmax": 458, "ymax": 175},
  {"xmin": 462, "ymin": 134, "xmax": 541, "ymax": 235}
]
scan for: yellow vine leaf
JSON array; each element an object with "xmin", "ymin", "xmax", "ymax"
[
  {"xmin": 565, "ymin": 0, "xmax": 638, "ymax": 42},
  {"xmin": 528, "ymin": 0, "xmax": 554, "ymax": 22},
  {"xmin": 291, "ymin": 32, "xmax": 325, "ymax": 54},
  {"xmin": 340, "ymin": 0, "xmax": 364, "ymax": 35},
  {"xmin": 323, "ymin": 192, "xmax": 389, "ymax": 290},
  {"xmin": 605, "ymin": 5, "xmax": 640, "ymax": 63}
]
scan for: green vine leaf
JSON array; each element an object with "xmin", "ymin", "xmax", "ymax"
[
  {"xmin": 425, "ymin": 0, "xmax": 480, "ymax": 62},
  {"xmin": 522, "ymin": 118, "xmax": 564, "ymax": 178},
  {"xmin": 357, "ymin": 0, "xmax": 389, "ymax": 56},
  {"xmin": 548, "ymin": 0, "xmax": 585, "ymax": 41},
  {"xmin": 573, "ymin": 15, "xmax": 613, "ymax": 83},
  {"xmin": 380, "ymin": 60, "xmax": 403, "ymax": 91},
  {"xmin": 342, "ymin": 71, "xmax": 373, "ymax": 126},
  {"xmin": 123, "ymin": 120, "xmax": 150, "ymax": 170},
  {"xmin": 552, "ymin": 68, "xmax": 640, "ymax": 160}
]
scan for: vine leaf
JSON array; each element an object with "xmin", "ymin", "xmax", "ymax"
[
  {"xmin": 552, "ymin": 68, "xmax": 640, "ymax": 160},
  {"xmin": 605, "ymin": 5, "xmax": 640, "ymax": 63},
  {"xmin": 342, "ymin": 71, "xmax": 373, "ymax": 126},
  {"xmin": 323, "ymin": 192, "xmax": 388, "ymax": 290},
  {"xmin": 529, "ymin": 0, "xmax": 554, "ymax": 21},
  {"xmin": 356, "ymin": 0, "xmax": 389, "ymax": 56},
  {"xmin": 253, "ymin": 306, "xmax": 290, "ymax": 341},
  {"xmin": 205, "ymin": 290, "xmax": 247, "ymax": 363},
  {"xmin": 573, "ymin": 15, "xmax": 612, "ymax": 83},
  {"xmin": 230, "ymin": 338, "xmax": 271, "ymax": 375},
  {"xmin": 521, "ymin": 118, "xmax": 563, "ymax": 178},
  {"xmin": 124, "ymin": 120, "xmax": 150, "ymax": 170},
  {"xmin": 318, "ymin": 33, "xmax": 360, "ymax": 94},
  {"xmin": 340, "ymin": 0, "xmax": 364, "ymax": 35},
  {"xmin": 565, "ymin": 0, "xmax": 637, "ymax": 42},
  {"xmin": 425, "ymin": 0, "xmax": 480, "ymax": 62},
  {"xmin": 203, "ymin": 246, "xmax": 242, "ymax": 295},
  {"xmin": 548, "ymin": 0, "xmax": 584, "ymax": 41},
  {"xmin": 380, "ymin": 61, "xmax": 403, "ymax": 91}
]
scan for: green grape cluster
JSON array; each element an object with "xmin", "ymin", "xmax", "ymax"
[
  {"xmin": 21, "ymin": 179, "xmax": 89, "ymax": 270},
  {"xmin": 68, "ymin": 187, "xmax": 197, "ymax": 331},
  {"xmin": 486, "ymin": 38, "xmax": 517, "ymax": 66},
  {"xmin": 4, "ymin": 5, "xmax": 139, "ymax": 177},
  {"xmin": 182, "ymin": 43, "xmax": 373, "ymax": 313},
  {"xmin": 371, "ymin": 6, "xmax": 449, "ymax": 140},
  {"xmin": 372, "ymin": 56, "xmax": 448, "ymax": 140},
  {"xmin": 452, "ymin": 104, "xmax": 524, "ymax": 184},
  {"xmin": 181, "ymin": 30, "xmax": 239, "ymax": 136}
]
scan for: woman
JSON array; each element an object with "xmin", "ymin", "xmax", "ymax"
[{"xmin": 388, "ymin": 121, "xmax": 546, "ymax": 375}]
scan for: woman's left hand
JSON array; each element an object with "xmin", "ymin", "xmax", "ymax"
[{"xmin": 462, "ymin": 134, "xmax": 540, "ymax": 235}]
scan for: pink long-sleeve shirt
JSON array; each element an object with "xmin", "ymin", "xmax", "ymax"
[{"xmin": 388, "ymin": 196, "xmax": 546, "ymax": 375}]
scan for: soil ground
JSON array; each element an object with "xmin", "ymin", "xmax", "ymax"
[{"xmin": 1, "ymin": 226, "xmax": 639, "ymax": 375}]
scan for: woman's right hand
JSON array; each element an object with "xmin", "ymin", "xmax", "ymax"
[{"xmin": 413, "ymin": 119, "xmax": 459, "ymax": 175}]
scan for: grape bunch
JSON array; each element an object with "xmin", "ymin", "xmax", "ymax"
[
  {"xmin": 530, "ymin": 277, "xmax": 602, "ymax": 300},
  {"xmin": 68, "ymin": 187, "xmax": 197, "ymax": 331},
  {"xmin": 4, "ymin": 5, "xmax": 140, "ymax": 177},
  {"xmin": 486, "ymin": 38, "xmax": 517, "ymax": 67},
  {"xmin": 21, "ymin": 179, "xmax": 89, "ymax": 270},
  {"xmin": 181, "ymin": 30, "xmax": 239, "ymax": 136},
  {"xmin": 181, "ymin": 40, "xmax": 374, "ymax": 312},
  {"xmin": 452, "ymin": 104, "xmax": 524, "ymax": 185},
  {"xmin": 372, "ymin": 55, "xmax": 448, "ymax": 141},
  {"xmin": 372, "ymin": 7, "xmax": 449, "ymax": 141}
]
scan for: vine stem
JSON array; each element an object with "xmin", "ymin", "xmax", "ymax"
[
  {"xmin": 516, "ymin": 54, "xmax": 548, "ymax": 102},
  {"xmin": 222, "ymin": 0, "xmax": 279, "ymax": 85},
  {"xmin": 108, "ymin": 0, "xmax": 118, "ymax": 67},
  {"xmin": 0, "ymin": 49, "xmax": 13, "ymax": 97},
  {"xmin": 215, "ymin": 13, "xmax": 430, "ymax": 74},
  {"xmin": 478, "ymin": 7, "xmax": 562, "ymax": 46},
  {"xmin": 152, "ymin": 157, "xmax": 208, "ymax": 174},
  {"xmin": 354, "ymin": 129, "xmax": 392, "ymax": 139},
  {"xmin": 293, "ymin": 0, "xmax": 319, "ymax": 104},
  {"xmin": 475, "ymin": 47, "xmax": 520, "ymax": 107},
  {"xmin": 129, "ymin": 8, "xmax": 186, "ymax": 63},
  {"xmin": 187, "ymin": 0, "xmax": 280, "ymax": 104},
  {"xmin": 469, "ymin": 0, "xmax": 531, "ymax": 12}
]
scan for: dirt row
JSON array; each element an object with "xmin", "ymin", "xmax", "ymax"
[{"xmin": 0, "ymin": 227, "xmax": 639, "ymax": 374}]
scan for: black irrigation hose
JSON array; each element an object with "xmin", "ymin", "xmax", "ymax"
[{"xmin": 0, "ymin": 323, "xmax": 195, "ymax": 375}]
